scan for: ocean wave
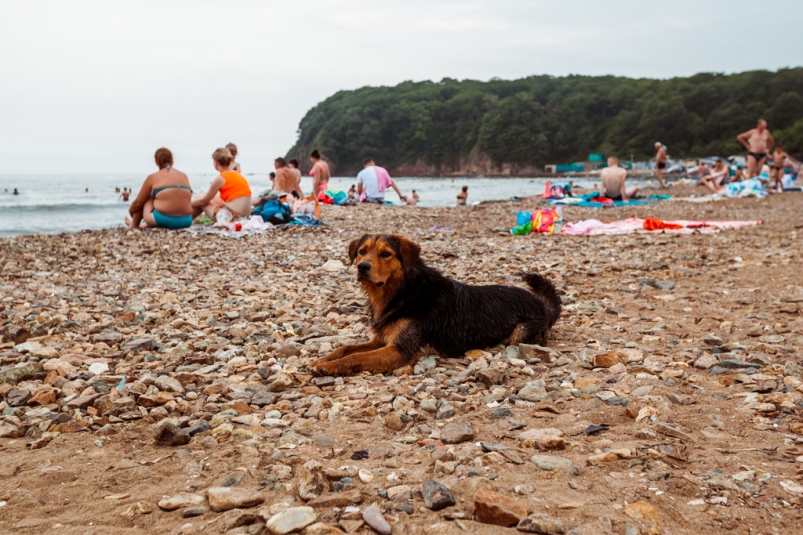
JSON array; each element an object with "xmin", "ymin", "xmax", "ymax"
[{"xmin": 0, "ymin": 202, "xmax": 125, "ymax": 213}]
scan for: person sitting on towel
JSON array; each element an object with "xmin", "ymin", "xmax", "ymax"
[
  {"xmin": 600, "ymin": 156, "xmax": 638, "ymax": 201},
  {"xmin": 191, "ymin": 148, "xmax": 253, "ymax": 220},
  {"xmin": 697, "ymin": 159, "xmax": 729, "ymax": 194}
]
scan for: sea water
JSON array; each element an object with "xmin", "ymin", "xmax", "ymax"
[{"xmin": 0, "ymin": 173, "xmax": 615, "ymax": 237}]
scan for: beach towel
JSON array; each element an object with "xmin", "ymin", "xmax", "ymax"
[
  {"xmin": 289, "ymin": 214, "xmax": 323, "ymax": 227},
  {"xmin": 184, "ymin": 215, "xmax": 275, "ymax": 238},
  {"xmin": 666, "ymin": 195, "xmax": 725, "ymax": 203},
  {"xmin": 716, "ymin": 177, "xmax": 767, "ymax": 198},
  {"xmin": 375, "ymin": 166, "xmax": 392, "ymax": 192},
  {"xmin": 782, "ymin": 173, "xmax": 800, "ymax": 191},
  {"xmin": 561, "ymin": 216, "xmax": 762, "ymax": 236},
  {"xmin": 323, "ymin": 189, "xmax": 349, "ymax": 205},
  {"xmin": 545, "ymin": 198, "xmax": 653, "ymax": 208},
  {"xmin": 545, "ymin": 191, "xmax": 653, "ymax": 208},
  {"xmin": 643, "ymin": 218, "xmax": 683, "ymax": 230}
]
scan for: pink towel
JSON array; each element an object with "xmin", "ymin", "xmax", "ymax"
[
  {"xmin": 375, "ymin": 166, "xmax": 392, "ymax": 192},
  {"xmin": 561, "ymin": 217, "xmax": 762, "ymax": 236}
]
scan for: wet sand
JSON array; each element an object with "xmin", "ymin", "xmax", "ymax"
[{"xmin": 1, "ymin": 186, "xmax": 802, "ymax": 534}]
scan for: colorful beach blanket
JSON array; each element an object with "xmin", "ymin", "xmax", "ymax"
[{"xmin": 544, "ymin": 191, "xmax": 656, "ymax": 208}]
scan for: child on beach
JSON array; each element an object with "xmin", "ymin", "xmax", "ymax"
[
  {"xmin": 405, "ymin": 189, "xmax": 418, "ymax": 205},
  {"xmin": 347, "ymin": 184, "xmax": 356, "ymax": 201},
  {"xmin": 226, "ymin": 143, "xmax": 241, "ymax": 173},
  {"xmin": 456, "ymin": 186, "xmax": 468, "ymax": 206},
  {"xmin": 770, "ymin": 144, "xmax": 801, "ymax": 192},
  {"xmin": 192, "ymin": 148, "xmax": 253, "ymax": 220}
]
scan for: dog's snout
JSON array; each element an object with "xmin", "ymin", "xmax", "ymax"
[{"xmin": 357, "ymin": 262, "xmax": 371, "ymax": 272}]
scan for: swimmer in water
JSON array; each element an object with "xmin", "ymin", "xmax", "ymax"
[{"xmin": 13, "ymin": 188, "xmax": 19, "ymax": 195}]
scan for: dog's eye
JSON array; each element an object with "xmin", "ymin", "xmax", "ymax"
[
  {"xmin": 379, "ymin": 251, "xmax": 392, "ymax": 259},
  {"xmin": 359, "ymin": 248, "xmax": 367, "ymax": 256}
]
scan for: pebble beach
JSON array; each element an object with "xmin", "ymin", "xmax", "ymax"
[{"xmin": 1, "ymin": 186, "xmax": 802, "ymax": 535}]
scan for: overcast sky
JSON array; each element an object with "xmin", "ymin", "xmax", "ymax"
[{"xmin": 1, "ymin": 0, "xmax": 801, "ymax": 174}]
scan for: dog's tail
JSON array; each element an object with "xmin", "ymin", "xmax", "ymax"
[{"xmin": 521, "ymin": 272, "xmax": 562, "ymax": 328}]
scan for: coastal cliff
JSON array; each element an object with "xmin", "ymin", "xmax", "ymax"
[{"xmin": 286, "ymin": 69, "xmax": 803, "ymax": 176}]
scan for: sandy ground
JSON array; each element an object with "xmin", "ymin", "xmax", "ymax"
[{"xmin": 1, "ymin": 185, "xmax": 802, "ymax": 535}]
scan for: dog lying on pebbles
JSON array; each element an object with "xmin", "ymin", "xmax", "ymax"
[{"xmin": 309, "ymin": 234, "xmax": 561, "ymax": 376}]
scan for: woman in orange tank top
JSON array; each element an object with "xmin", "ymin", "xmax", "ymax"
[{"xmin": 191, "ymin": 148, "xmax": 253, "ymax": 220}]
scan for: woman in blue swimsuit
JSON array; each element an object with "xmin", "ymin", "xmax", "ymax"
[{"xmin": 125, "ymin": 148, "xmax": 194, "ymax": 230}]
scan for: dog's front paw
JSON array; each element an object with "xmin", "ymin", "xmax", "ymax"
[
  {"xmin": 308, "ymin": 358, "xmax": 350, "ymax": 377},
  {"xmin": 308, "ymin": 358, "xmax": 327, "ymax": 376}
]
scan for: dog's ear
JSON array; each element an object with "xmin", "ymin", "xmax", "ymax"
[
  {"xmin": 348, "ymin": 235, "xmax": 371, "ymax": 265},
  {"xmin": 395, "ymin": 236, "xmax": 421, "ymax": 272}
]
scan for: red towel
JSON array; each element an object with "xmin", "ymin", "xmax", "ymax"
[{"xmin": 643, "ymin": 218, "xmax": 684, "ymax": 230}]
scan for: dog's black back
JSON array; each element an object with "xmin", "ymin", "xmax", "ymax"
[{"xmin": 374, "ymin": 260, "xmax": 561, "ymax": 361}]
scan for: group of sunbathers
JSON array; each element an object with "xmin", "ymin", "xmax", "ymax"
[
  {"xmin": 125, "ymin": 146, "xmax": 426, "ymax": 230},
  {"xmin": 125, "ymin": 144, "xmax": 253, "ymax": 230},
  {"xmin": 693, "ymin": 119, "xmax": 801, "ymax": 193},
  {"xmin": 695, "ymin": 149, "xmax": 800, "ymax": 195},
  {"xmin": 653, "ymin": 119, "xmax": 799, "ymax": 194}
]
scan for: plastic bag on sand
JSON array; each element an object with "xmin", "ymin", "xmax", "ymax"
[{"xmin": 213, "ymin": 207, "xmax": 233, "ymax": 227}]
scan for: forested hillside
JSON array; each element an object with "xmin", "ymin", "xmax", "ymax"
[{"xmin": 286, "ymin": 69, "xmax": 803, "ymax": 175}]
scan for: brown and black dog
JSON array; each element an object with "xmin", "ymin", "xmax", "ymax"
[{"xmin": 308, "ymin": 234, "xmax": 561, "ymax": 376}]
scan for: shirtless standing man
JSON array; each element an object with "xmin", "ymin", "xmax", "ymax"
[
  {"xmin": 737, "ymin": 119, "xmax": 774, "ymax": 178},
  {"xmin": 600, "ymin": 156, "xmax": 638, "ymax": 201},
  {"xmin": 310, "ymin": 150, "xmax": 331, "ymax": 198},
  {"xmin": 654, "ymin": 142, "xmax": 668, "ymax": 188}
]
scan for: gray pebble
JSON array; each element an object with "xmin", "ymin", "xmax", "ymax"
[{"xmin": 363, "ymin": 504, "xmax": 391, "ymax": 535}]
